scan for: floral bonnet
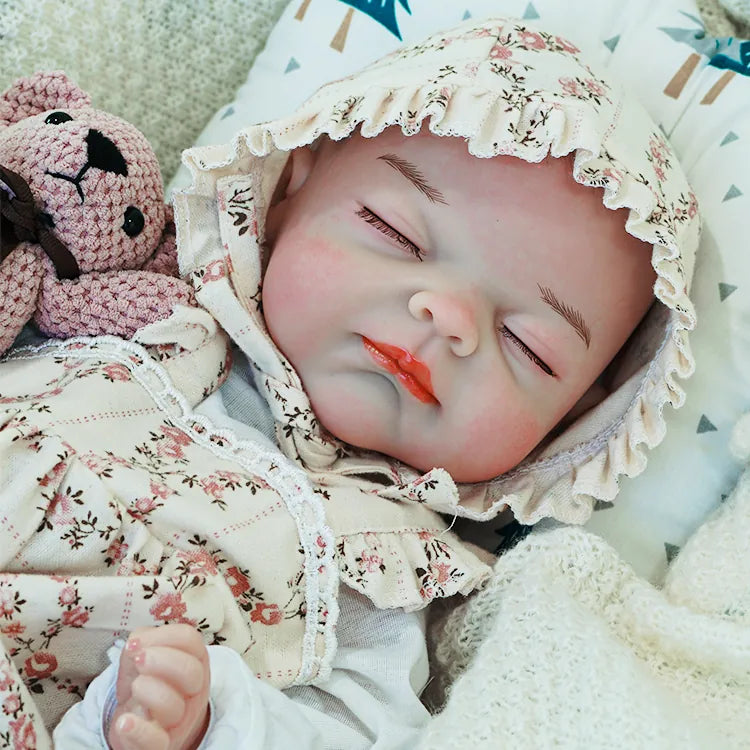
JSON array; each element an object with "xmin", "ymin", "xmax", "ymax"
[{"xmin": 174, "ymin": 17, "xmax": 699, "ymax": 525}]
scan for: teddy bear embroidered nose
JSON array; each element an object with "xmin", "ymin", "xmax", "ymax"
[
  {"xmin": 46, "ymin": 128, "xmax": 128, "ymax": 203},
  {"xmin": 85, "ymin": 129, "xmax": 128, "ymax": 176}
]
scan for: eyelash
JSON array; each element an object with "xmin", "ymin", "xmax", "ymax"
[
  {"xmin": 356, "ymin": 206, "xmax": 424, "ymax": 261},
  {"xmin": 356, "ymin": 206, "xmax": 554, "ymax": 377},
  {"xmin": 500, "ymin": 327, "xmax": 556, "ymax": 377}
]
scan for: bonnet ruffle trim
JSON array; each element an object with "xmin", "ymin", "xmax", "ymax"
[
  {"xmin": 480, "ymin": 331, "xmax": 692, "ymax": 524},
  {"xmin": 177, "ymin": 18, "xmax": 699, "ymax": 525}
]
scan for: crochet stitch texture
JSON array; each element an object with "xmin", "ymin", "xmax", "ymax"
[
  {"xmin": 0, "ymin": 71, "xmax": 195, "ymax": 353},
  {"xmin": 0, "ymin": 0, "xmax": 290, "ymax": 183}
]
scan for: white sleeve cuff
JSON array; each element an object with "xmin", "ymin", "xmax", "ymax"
[
  {"xmin": 53, "ymin": 589, "xmax": 430, "ymax": 750},
  {"xmin": 53, "ymin": 642, "xmax": 320, "ymax": 750}
]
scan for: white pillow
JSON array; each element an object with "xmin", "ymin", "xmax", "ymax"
[
  {"xmin": 171, "ymin": 0, "xmax": 750, "ymax": 584},
  {"xmin": 584, "ymin": 30, "xmax": 750, "ymax": 581},
  {"xmin": 169, "ymin": 0, "xmax": 703, "ymax": 189}
]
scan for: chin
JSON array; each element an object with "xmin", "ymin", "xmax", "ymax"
[
  {"xmin": 311, "ymin": 394, "xmax": 523, "ymax": 483},
  {"xmin": 312, "ymin": 402, "xmax": 382, "ymax": 454},
  {"xmin": 389, "ymin": 447, "xmax": 517, "ymax": 484},
  {"xmin": 322, "ymin": 420, "xmax": 517, "ymax": 483}
]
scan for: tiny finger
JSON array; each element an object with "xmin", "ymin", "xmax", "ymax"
[
  {"xmin": 128, "ymin": 624, "xmax": 207, "ymax": 661},
  {"xmin": 120, "ymin": 696, "xmax": 151, "ymax": 721},
  {"xmin": 131, "ymin": 673, "xmax": 186, "ymax": 728},
  {"xmin": 134, "ymin": 646, "xmax": 206, "ymax": 695},
  {"xmin": 111, "ymin": 712, "xmax": 169, "ymax": 750}
]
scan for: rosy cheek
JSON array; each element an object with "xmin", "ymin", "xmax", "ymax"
[
  {"xmin": 460, "ymin": 396, "xmax": 543, "ymax": 477},
  {"xmin": 263, "ymin": 260, "xmax": 314, "ymax": 358},
  {"xmin": 263, "ymin": 227, "xmax": 361, "ymax": 367},
  {"xmin": 502, "ymin": 413, "xmax": 543, "ymax": 463}
]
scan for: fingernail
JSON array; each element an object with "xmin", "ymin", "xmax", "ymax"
[
  {"xmin": 133, "ymin": 650, "xmax": 146, "ymax": 667},
  {"xmin": 117, "ymin": 714, "xmax": 134, "ymax": 733},
  {"xmin": 132, "ymin": 701, "xmax": 150, "ymax": 719},
  {"xmin": 125, "ymin": 637, "xmax": 140, "ymax": 652}
]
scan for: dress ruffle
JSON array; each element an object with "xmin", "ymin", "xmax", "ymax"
[{"xmin": 336, "ymin": 529, "xmax": 491, "ymax": 612}]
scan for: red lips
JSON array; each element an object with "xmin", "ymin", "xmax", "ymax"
[{"xmin": 362, "ymin": 337, "xmax": 438, "ymax": 404}]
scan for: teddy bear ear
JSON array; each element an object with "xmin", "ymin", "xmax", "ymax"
[{"xmin": 0, "ymin": 70, "xmax": 92, "ymax": 126}]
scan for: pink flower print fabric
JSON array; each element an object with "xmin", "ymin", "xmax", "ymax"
[
  {"xmin": 176, "ymin": 16, "xmax": 699, "ymax": 525},
  {"xmin": 0, "ymin": 331, "xmax": 488, "ymax": 737},
  {"xmin": 0, "ymin": 336, "xmax": 338, "ymax": 735}
]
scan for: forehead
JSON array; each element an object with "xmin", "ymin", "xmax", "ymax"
[
  {"xmin": 319, "ymin": 127, "xmax": 644, "ymax": 277},
  {"xmin": 321, "ymin": 128, "xmax": 602, "ymax": 226}
]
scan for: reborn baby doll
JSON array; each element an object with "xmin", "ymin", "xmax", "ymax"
[
  {"xmin": 0, "ymin": 18, "xmax": 698, "ymax": 750},
  {"xmin": 108, "ymin": 132, "xmax": 658, "ymax": 750}
]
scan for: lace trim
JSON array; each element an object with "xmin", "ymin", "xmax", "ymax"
[{"xmin": 5, "ymin": 335, "xmax": 339, "ymax": 685}]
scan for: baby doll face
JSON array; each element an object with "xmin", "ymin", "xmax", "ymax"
[{"xmin": 263, "ymin": 128, "xmax": 655, "ymax": 482}]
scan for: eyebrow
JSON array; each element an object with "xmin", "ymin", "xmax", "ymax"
[
  {"xmin": 538, "ymin": 284, "xmax": 591, "ymax": 349},
  {"xmin": 377, "ymin": 153, "xmax": 448, "ymax": 205}
]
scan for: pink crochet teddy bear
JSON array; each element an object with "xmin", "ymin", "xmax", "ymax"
[{"xmin": 0, "ymin": 71, "xmax": 194, "ymax": 356}]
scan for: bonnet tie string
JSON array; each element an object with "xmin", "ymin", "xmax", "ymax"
[{"xmin": 0, "ymin": 165, "xmax": 81, "ymax": 280}]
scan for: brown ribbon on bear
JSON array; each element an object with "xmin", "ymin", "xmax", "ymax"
[{"xmin": 0, "ymin": 165, "xmax": 81, "ymax": 280}]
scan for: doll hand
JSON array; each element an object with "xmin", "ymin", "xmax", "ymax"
[{"xmin": 108, "ymin": 624, "xmax": 210, "ymax": 750}]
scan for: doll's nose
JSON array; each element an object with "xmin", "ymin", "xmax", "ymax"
[{"xmin": 408, "ymin": 290, "xmax": 479, "ymax": 357}]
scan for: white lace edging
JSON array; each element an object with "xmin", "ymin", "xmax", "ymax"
[{"xmin": 5, "ymin": 335, "xmax": 339, "ymax": 685}]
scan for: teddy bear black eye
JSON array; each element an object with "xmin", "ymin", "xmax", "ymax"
[
  {"xmin": 45, "ymin": 111, "xmax": 73, "ymax": 125},
  {"xmin": 122, "ymin": 206, "xmax": 145, "ymax": 238}
]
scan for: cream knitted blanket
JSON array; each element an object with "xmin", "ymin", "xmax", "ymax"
[{"xmin": 423, "ymin": 415, "xmax": 750, "ymax": 749}]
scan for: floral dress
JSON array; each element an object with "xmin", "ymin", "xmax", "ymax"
[{"xmin": 0, "ymin": 304, "xmax": 488, "ymax": 748}]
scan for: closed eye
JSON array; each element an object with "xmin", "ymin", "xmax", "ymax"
[
  {"xmin": 356, "ymin": 206, "xmax": 424, "ymax": 261},
  {"xmin": 500, "ymin": 327, "xmax": 556, "ymax": 377}
]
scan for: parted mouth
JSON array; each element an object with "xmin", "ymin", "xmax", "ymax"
[{"xmin": 362, "ymin": 336, "xmax": 438, "ymax": 405}]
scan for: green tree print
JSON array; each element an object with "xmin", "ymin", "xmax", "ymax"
[{"xmin": 337, "ymin": 0, "xmax": 412, "ymax": 40}]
